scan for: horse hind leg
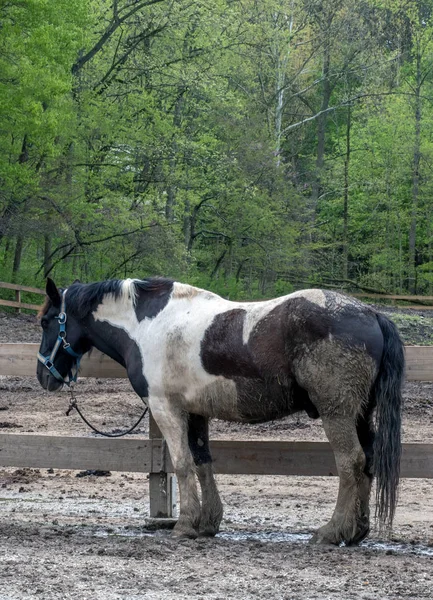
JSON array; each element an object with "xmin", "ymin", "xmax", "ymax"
[
  {"xmin": 148, "ymin": 397, "xmax": 201, "ymax": 539},
  {"xmin": 355, "ymin": 399, "xmax": 376, "ymax": 535},
  {"xmin": 188, "ymin": 414, "xmax": 223, "ymax": 537},
  {"xmin": 311, "ymin": 413, "xmax": 371, "ymax": 546}
]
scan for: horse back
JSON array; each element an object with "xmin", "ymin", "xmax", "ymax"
[{"xmin": 144, "ymin": 290, "xmax": 384, "ymax": 423}]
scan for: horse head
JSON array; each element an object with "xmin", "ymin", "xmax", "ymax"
[{"xmin": 37, "ymin": 278, "xmax": 89, "ymax": 391}]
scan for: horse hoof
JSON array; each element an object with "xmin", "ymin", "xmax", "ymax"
[
  {"xmin": 309, "ymin": 533, "xmax": 339, "ymax": 546},
  {"xmin": 345, "ymin": 525, "xmax": 370, "ymax": 546},
  {"xmin": 198, "ymin": 528, "xmax": 218, "ymax": 538},
  {"xmin": 172, "ymin": 526, "xmax": 198, "ymax": 540},
  {"xmin": 311, "ymin": 520, "xmax": 370, "ymax": 546},
  {"xmin": 309, "ymin": 526, "xmax": 340, "ymax": 546}
]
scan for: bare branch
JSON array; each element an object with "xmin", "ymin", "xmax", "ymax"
[
  {"xmin": 95, "ymin": 24, "xmax": 168, "ymax": 93},
  {"xmin": 280, "ymin": 91, "xmax": 425, "ymax": 135},
  {"xmin": 72, "ymin": 0, "xmax": 166, "ymax": 75}
]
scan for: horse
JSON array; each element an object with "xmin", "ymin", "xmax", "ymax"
[{"xmin": 36, "ymin": 276, "xmax": 405, "ymax": 544}]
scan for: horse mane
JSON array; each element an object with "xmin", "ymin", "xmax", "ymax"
[
  {"xmin": 37, "ymin": 276, "xmax": 181, "ymax": 319},
  {"xmin": 135, "ymin": 277, "xmax": 175, "ymax": 295},
  {"xmin": 64, "ymin": 277, "xmax": 174, "ymax": 318}
]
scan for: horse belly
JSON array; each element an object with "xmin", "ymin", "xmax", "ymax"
[
  {"xmin": 183, "ymin": 377, "xmax": 293, "ymax": 423},
  {"xmin": 233, "ymin": 377, "xmax": 293, "ymax": 423},
  {"xmin": 184, "ymin": 379, "xmax": 240, "ymax": 420}
]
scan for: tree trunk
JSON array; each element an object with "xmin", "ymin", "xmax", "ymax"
[
  {"xmin": 12, "ymin": 235, "xmax": 23, "ymax": 280},
  {"xmin": 274, "ymin": 8, "xmax": 294, "ymax": 165},
  {"xmin": 342, "ymin": 104, "xmax": 351, "ymax": 280},
  {"xmin": 0, "ymin": 136, "xmax": 29, "ymax": 247},
  {"xmin": 210, "ymin": 249, "xmax": 227, "ymax": 279},
  {"xmin": 311, "ymin": 29, "xmax": 332, "ymax": 209},
  {"xmin": 165, "ymin": 90, "xmax": 184, "ymax": 222},
  {"xmin": 409, "ymin": 39, "xmax": 421, "ymax": 294},
  {"xmin": 44, "ymin": 234, "xmax": 52, "ymax": 278}
]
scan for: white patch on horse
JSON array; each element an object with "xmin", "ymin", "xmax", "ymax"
[
  {"xmin": 242, "ymin": 296, "xmax": 288, "ymax": 345},
  {"xmin": 93, "ymin": 284, "xmax": 139, "ymax": 331},
  {"xmin": 155, "ymin": 293, "xmax": 235, "ymax": 406},
  {"xmin": 172, "ymin": 282, "xmax": 198, "ymax": 299},
  {"xmin": 288, "ymin": 289, "xmax": 327, "ymax": 307},
  {"xmin": 172, "ymin": 282, "xmax": 216, "ymax": 301},
  {"xmin": 93, "ymin": 281, "xmax": 238, "ymax": 416},
  {"xmin": 241, "ymin": 289, "xmax": 326, "ymax": 345}
]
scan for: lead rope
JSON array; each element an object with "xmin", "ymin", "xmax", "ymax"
[{"xmin": 66, "ymin": 383, "xmax": 148, "ymax": 438}]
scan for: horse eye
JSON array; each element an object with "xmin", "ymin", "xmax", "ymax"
[{"xmin": 41, "ymin": 319, "xmax": 49, "ymax": 330}]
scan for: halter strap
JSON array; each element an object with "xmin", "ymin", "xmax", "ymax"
[{"xmin": 37, "ymin": 289, "xmax": 82, "ymax": 386}]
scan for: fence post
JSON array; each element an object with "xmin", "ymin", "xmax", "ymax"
[
  {"xmin": 15, "ymin": 289, "xmax": 21, "ymax": 313},
  {"xmin": 148, "ymin": 410, "xmax": 177, "ymax": 519}
]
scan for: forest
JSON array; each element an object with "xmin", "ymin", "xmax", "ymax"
[{"xmin": 1, "ymin": 0, "xmax": 433, "ymax": 299}]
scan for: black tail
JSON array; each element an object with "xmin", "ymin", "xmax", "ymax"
[{"xmin": 373, "ymin": 312, "xmax": 405, "ymax": 529}]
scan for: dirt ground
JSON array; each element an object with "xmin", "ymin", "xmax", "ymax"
[{"xmin": 0, "ymin": 310, "xmax": 432, "ymax": 600}]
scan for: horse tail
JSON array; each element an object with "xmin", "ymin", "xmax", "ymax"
[{"xmin": 372, "ymin": 312, "xmax": 405, "ymax": 529}]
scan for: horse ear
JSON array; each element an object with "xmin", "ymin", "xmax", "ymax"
[
  {"xmin": 46, "ymin": 278, "xmax": 61, "ymax": 307},
  {"xmin": 72, "ymin": 278, "xmax": 80, "ymax": 284}
]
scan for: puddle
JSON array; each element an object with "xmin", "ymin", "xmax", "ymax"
[
  {"xmin": 361, "ymin": 539, "xmax": 433, "ymax": 557},
  {"xmin": 86, "ymin": 526, "xmax": 433, "ymax": 556},
  {"xmin": 217, "ymin": 530, "xmax": 310, "ymax": 544},
  {"xmin": 90, "ymin": 526, "xmax": 165, "ymax": 539},
  {"xmin": 218, "ymin": 530, "xmax": 433, "ymax": 556}
]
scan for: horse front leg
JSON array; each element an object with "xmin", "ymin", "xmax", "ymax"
[
  {"xmin": 149, "ymin": 397, "xmax": 200, "ymax": 538},
  {"xmin": 311, "ymin": 415, "xmax": 371, "ymax": 546},
  {"xmin": 188, "ymin": 414, "xmax": 223, "ymax": 536}
]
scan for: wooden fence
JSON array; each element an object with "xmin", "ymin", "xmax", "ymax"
[
  {"xmin": 2, "ymin": 281, "xmax": 433, "ymax": 312},
  {"xmin": 1, "ymin": 343, "xmax": 432, "ymax": 382},
  {"xmin": 0, "ymin": 282, "xmax": 44, "ymax": 312},
  {"xmin": 351, "ymin": 292, "xmax": 433, "ymax": 310},
  {"xmin": 0, "ymin": 343, "xmax": 432, "ymax": 519}
]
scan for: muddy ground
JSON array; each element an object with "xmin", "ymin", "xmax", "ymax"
[{"xmin": 0, "ymin": 309, "xmax": 432, "ymax": 599}]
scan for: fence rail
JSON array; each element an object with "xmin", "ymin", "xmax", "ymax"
[
  {"xmin": 350, "ymin": 291, "xmax": 433, "ymax": 309},
  {"xmin": 0, "ymin": 435, "xmax": 431, "ymax": 479},
  {"xmin": 1, "ymin": 343, "xmax": 432, "ymax": 381},
  {"xmin": 352, "ymin": 292, "xmax": 433, "ymax": 301},
  {"xmin": 2, "ymin": 280, "xmax": 433, "ymax": 312},
  {"xmin": 0, "ymin": 282, "xmax": 45, "ymax": 294},
  {"xmin": 0, "ymin": 282, "xmax": 45, "ymax": 312}
]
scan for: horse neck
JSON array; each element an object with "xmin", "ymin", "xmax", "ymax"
[{"xmin": 83, "ymin": 297, "xmax": 138, "ymax": 367}]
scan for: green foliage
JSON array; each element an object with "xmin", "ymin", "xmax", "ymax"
[{"xmin": 2, "ymin": 0, "xmax": 433, "ymax": 298}]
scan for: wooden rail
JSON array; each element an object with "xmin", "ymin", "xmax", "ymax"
[
  {"xmin": 351, "ymin": 292, "xmax": 433, "ymax": 301},
  {"xmin": 1, "ymin": 343, "xmax": 432, "ymax": 381},
  {"xmin": 350, "ymin": 292, "xmax": 433, "ymax": 309},
  {"xmin": 2, "ymin": 279, "xmax": 433, "ymax": 312},
  {"xmin": 0, "ymin": 436, "xmax": 431, "ymax": 479},
  {"xmin": 0, "ymin": 282, "xmax": 45, "ymax": 294},
  {"xmin": 0, "ymin": 344, "xmax": 127, "ymax": 379},
  {"xmin": 0, "ymin": 282, "xmax": 44, "ymax": 313}
]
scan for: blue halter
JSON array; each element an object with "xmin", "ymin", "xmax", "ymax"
[{"xmin": 37, "ymin": 289, "xmax": 82, "ymax": 386}]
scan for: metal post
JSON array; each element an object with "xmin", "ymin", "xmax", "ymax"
[{"xmin": 148, "ymin": 411, "xmax": 177, "ymax": 521}]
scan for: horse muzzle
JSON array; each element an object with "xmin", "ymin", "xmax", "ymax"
[{"xmin": 36, "ymin": 362, "xmax": 63, "ymax": 391}]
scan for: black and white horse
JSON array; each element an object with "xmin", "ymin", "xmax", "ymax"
[{"xmin": 37, "ymin": 277, "xmax": 404, "ymax": 544}]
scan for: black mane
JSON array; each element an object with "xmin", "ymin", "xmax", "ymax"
[
  {"xmin": 65, "ymin": 277, "xmax": 174, "ymax": 319},
  {"xmin": 135, "ymin": 277, "xmax": 174, "ymax": 293}
]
